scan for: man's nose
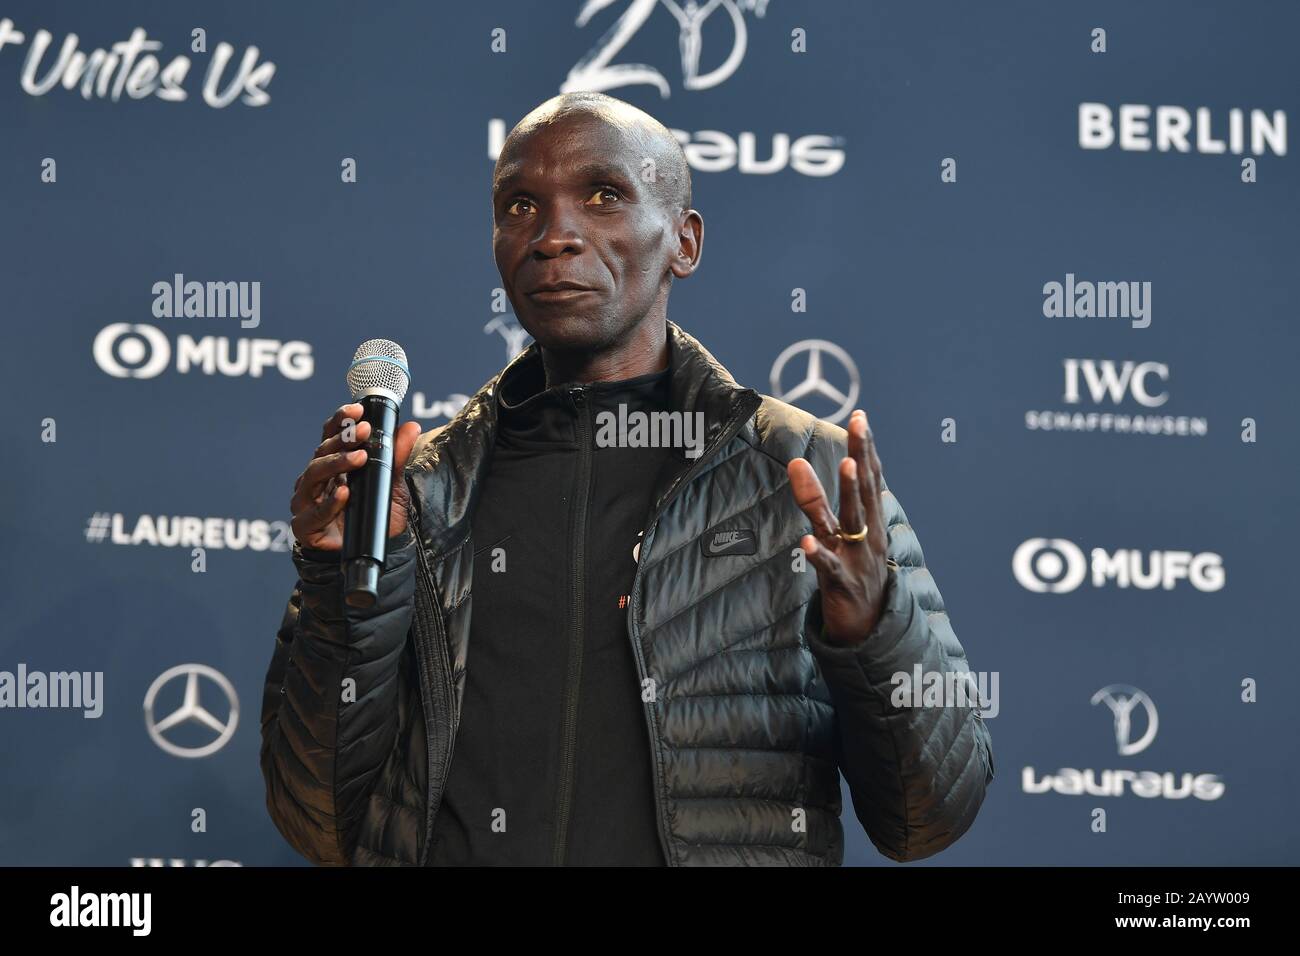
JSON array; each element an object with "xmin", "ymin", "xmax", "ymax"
[{"xmin": 530, "ymin": 205, "xmax": 585, "ymax": 258}]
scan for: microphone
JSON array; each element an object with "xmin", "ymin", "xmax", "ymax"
[{"xmin": 341, "ymin": 338, "xmax": 411, "ymax": 608}]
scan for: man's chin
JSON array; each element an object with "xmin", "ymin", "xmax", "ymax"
[{"xmin": 516, "ymin": 312, "xmax": 612, "ymax": 352}]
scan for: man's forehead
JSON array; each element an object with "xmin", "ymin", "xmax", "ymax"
[{"xmin": 494, "ymin": 118, "xmax": 646, "ymax": 190}]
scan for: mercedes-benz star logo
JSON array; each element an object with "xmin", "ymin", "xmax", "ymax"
[
  {"xmin": 769, "ymin": 339, "xmax": 860, "ymax": 425},
  {"xmin": 144, "ymin": 664, "xmax": 239, "ymax": 759},
  {"xmin": 1090, "ymin": 684, "xmax": 1158, "ymax": 756}
]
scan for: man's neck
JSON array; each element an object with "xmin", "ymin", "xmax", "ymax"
[{"xmin": 539, "ymin": 319, "xmax": 669, "ymax": 387}]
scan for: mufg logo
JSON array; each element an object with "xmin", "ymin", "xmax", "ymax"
[{"xmin": 1012, "ymin": 538, "xmax": 1224, "ymax": 593}]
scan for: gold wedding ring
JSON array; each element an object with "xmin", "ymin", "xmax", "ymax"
[{"xmin": 835, "ymin": 526, "xmax": 868, "ymax": 543}]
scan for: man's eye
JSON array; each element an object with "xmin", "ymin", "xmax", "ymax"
[
  {"xmin": 587, "ymin": 187, "xmax": 621, "ymax": 206},
  {"xmin": 506, "ymin": 198, "xmax": 534, "ymax": 216}
]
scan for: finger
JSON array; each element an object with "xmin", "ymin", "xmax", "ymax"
[
  {"xmin": 321, "ymin": 403, "xmax": 365, "ymax": 442},
  {"xmin": 837, "ymin": 456, "xmax": 866, "ymax": 538},
  {"xmin": 847, "ymin": 410, "xmax": 872, "ymax": 509},
  {"xmin": 392, "ymin": 420, "xmax": 423, "ymax": 472},
  {"xmin": 788, "ymin": 458, "xmax": 840, "ymax": 548},
  {"xmin": 314, "ymin": 419, "xmax": 372, "ymax": 458},
  {"xmin": 290, "ymin": 449, "xmax": 367, "ymax": 515},
  {"xmin": 865, "ymin": 414, "xmax": 884, "ymax": 492},
  {"xmin": 292, "ymin": 482, "xmax": 350, "ymax": 541},
  {"xmin": 799, "ymin": 533, "xmax": 847, "ymax": 585},
  {"xmin": 859, "ymin": 411, "xmax": 887, "ymax": 552}
]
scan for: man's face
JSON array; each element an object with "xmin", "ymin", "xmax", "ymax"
[{"xmin": 492, "ymin": 114, "xmax": 679, "ymax": 353}]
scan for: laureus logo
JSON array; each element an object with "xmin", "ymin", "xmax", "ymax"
[
  {"xmin": 1022, "ymin": 685, "xmax": 1224, "ymax": 801},
  {"xmin": 1090, "ymin": 684, "xmax": 1158, "ymax": 756}
]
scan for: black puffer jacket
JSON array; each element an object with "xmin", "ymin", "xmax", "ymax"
[{"xmin": 261, "ymin": 321, "xmax": 994, "ymax": 866}]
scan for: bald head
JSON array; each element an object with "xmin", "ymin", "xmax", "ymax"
[{"xmin": 496, "ymin": 91, "xmax": 692, "ymax": 216}]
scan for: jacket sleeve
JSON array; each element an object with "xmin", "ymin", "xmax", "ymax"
[
  {"xmin": 804, "ymin": 475, "xmax": 995, "ymax": 862},
  {"xmin": 259, "ymin": 527, "xmax": 419, "ymax": 865}
]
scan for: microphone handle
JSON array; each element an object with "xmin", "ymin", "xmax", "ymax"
[{"xmin": 342, "ymin": 394, "xmax": 399, "ymax": 608}]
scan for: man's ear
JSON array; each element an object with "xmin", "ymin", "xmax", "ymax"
[{"xmin": 670, "ymin": 208, "xmax": 703, "ymax": 279}]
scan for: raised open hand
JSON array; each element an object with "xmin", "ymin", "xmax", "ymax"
[{"xmin": 786, "ymin": 409, "xmax": 890, "ymax": 644}]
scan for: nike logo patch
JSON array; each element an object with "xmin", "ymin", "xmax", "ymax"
[{"xmin": 701, "ymin": 528, "xmax": 757, "ymax": 557}]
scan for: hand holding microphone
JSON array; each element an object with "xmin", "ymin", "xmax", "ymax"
[{"xmin": 289, "ymin": 340, "xmax": 422, "ymax": 607}]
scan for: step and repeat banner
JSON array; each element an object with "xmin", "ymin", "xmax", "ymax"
[{"xmin": 1, "ymin": 1, "xmax": 1296, "ymax": 866}]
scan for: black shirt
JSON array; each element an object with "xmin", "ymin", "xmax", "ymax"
[{"xmin": 426, "ymin": 354, "xmax": 684, "ymax": 865}]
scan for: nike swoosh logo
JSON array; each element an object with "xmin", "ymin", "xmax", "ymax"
[
  {"xmin": 703, "ymin": 531, "xmax": 756, "ymax": 556},
  {"xmin": 709, "ymin": 538, "xmax": 750, "ymax": 554}
]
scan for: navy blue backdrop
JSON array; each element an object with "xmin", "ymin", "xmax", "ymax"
[{"xmin": 1, "ymin": 0, "xmax": 1297, "ymax": 866}]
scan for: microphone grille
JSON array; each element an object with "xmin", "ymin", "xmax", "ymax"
[{"xmin": 346, "ymin": 339, "xmax": 410, "ymax": 402}]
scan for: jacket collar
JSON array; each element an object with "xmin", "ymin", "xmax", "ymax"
[{"xmin": 406, "ymin": 320, "xmax": 762, "ymax": 561}]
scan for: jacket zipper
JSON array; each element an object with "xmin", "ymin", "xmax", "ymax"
[
  {"xmin": 625, "ymin": 391, "xmax": 763, "ymax": 867},
  {"xmin": 413, "ymin": 539, "xmax": 459, "ymax": 867},
  {"xmin": 551, "ymin": 384, "xmax": 593, "ymax": 865},
  {"xmin": 409, "ymin": 387, "xmax": 761, "ymax": 866}
]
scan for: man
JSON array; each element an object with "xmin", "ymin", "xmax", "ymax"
[{"xmin": 262, "ymin": 92, "xmax": 993, "ymax": 866}]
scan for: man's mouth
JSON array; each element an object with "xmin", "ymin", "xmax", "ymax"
[{"xmin": 526, "ymin": 282, "xmax": 598, "ymax": 303}]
